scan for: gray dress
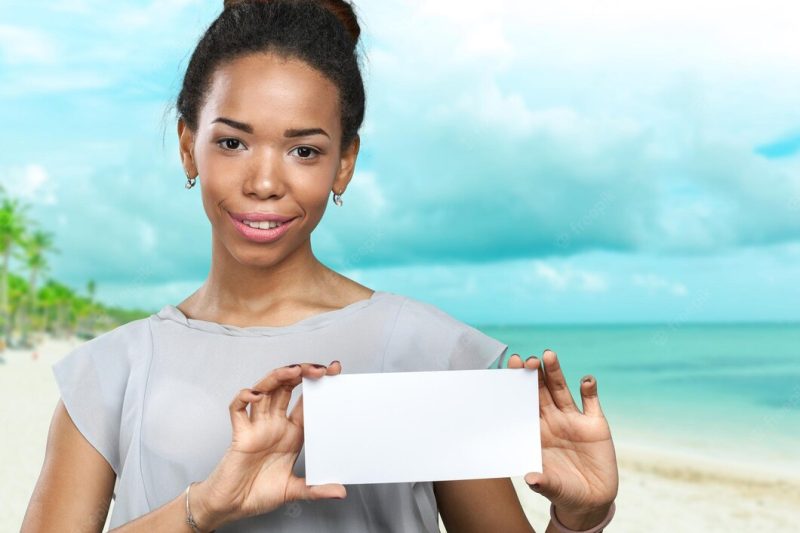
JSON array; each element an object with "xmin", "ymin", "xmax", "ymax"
[{"xmin": 52, "ymin": 290, "xmax": 508, "ymax": 532}]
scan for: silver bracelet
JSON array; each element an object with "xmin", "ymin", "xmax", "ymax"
[
  {"xmin": 185, "ymin": 482, "xmax": 203, "ymax": 533},
  {"xmin": 549, "ymin": 501, "xmax": 616, "ymax": 533}
]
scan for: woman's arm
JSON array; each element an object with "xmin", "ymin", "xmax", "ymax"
[
  {"xmin": 434, "ymin": 478, "xmax": 535, "ymax": 533},
  {"xmin": 21, "ymin": 400, "xmax": 225, "ymax": 533},
  {"xmin": 435, "ymin": 478, "xmax": 614, "ymax": 533},
  {"xmin": 107, "ymin": 482, "xmax": 224, "ymax": 532},
  {"xmin": 433, "ymin": 478, "xmax": 609, "ymax": 533},
  {"xmin": 22, "ymin": 400, "xmax": 117, "ymax": 532}
]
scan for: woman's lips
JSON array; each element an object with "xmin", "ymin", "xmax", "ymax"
[{"xmin": 227, "ymin": 211, "xmax": 297, "ymax": 243}]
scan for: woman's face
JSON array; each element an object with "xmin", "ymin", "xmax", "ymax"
[{"xmin": 178, "ymin": 52, "xmax": 359, "ymax": 268}]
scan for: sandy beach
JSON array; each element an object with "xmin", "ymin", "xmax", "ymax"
[{"xmin": 3, "ymin": 337, "xmax": 798, "ymax": 532}]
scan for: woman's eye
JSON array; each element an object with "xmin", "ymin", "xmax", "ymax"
[
  {"xmin": 290, "ymin": 146, "xmax": 320, "ymax": 160},
  {"xmin": 217, "ymin": 138, "xmax": 245, "ymax": 151}
]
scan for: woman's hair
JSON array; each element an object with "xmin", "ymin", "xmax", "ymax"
[{"xmin": 176, "ymin": 0, "xmax": 365, "ymax": 151}]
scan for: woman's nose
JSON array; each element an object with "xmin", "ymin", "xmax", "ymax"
[{"xmin": 243, "ymin": 150, "xmax": 286, "ymax": 199}]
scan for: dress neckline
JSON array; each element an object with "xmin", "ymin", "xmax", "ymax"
[{"xmin": 154, "ymin": 290, "xmax": 388, "ymax": 337}]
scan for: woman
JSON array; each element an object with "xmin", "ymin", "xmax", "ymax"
[{"xmin": 22, "ymin": 1, "xmax": 618, "ymax": 531}]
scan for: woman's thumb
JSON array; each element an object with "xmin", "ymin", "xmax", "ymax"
[
  {"xmin": 286, "ymin": 477, "xmax": 347, "ymax": 502},
  {"xmin": 524, "ymin": 471, "xmax": 559, "ymax": 500}
]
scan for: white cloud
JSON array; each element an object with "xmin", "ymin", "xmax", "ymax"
[
  {"xmin": 0, "ymin": 24, "xmax": 58, "ymax": 66},
  {"xmin": 349, "ymin": 171, "xmax": 386, "ymax": 217},
  {"xmin": 0, "ymin": 164, "xmax": 58, "ymax": 205},
  {"xmin": 362, "ymin": 0, "xmax": 800, "ymax": 255},
  {"xmin": 530, "ymin": 261, "xmax": 608, "ymax": 292},
  {"xmin": 632, "ymin": 273, "xmax": 688, "ymax": 296},
  {"xmin": 0, "ymin": 71, "xmax": 113, "ymax": 97},
  {"xmin": 138, "ymin": 220, "xmax": 158, "ymax": 253}
]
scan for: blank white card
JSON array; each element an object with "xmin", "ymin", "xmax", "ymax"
[{"xmin": 302, "ymin": 368, "xmax": 541, "ymax": 485}]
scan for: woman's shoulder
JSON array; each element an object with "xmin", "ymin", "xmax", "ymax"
[
  {"xmin": 385, "ymin": 291, "xmax": 478, "ymax": 330},
  {"xmin": 55, "ymin": 315, "xmax": 154, "ymax": 373},
  {"xmin": 381, "ymin": 292, "xmax": 508, "ymax": 371},
  {"xmin": 50, "ymin": 316, "xmax": 154, "ymax": 478},
  {"xmin": 82, "ymin": 315, "xmax": 153, "ymax": 351}
]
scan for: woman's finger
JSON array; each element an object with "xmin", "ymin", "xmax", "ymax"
[
  {"xmin": 229, "ymin": 388, "xmax": 264, "ymax": 429},
  {"xmin": 252, "ymin": 365, "xmax": 301, "ymax": 419},
  {"xmin": 251, "ymin": 365, "xmax": 304, "ymax": 395},
  {"xmin": 285, "ymin": 475, "xmax": 347, "ymax": 502},
  {"xmin": 267, "ymin": 363, "xmax": 330, "ymax": 417},
  {"xmin": 288, "ymin": 393, "xmax": 304, "ymax": 426},
  {"xmin": 579, "ymin": 374, "xmax": 604, "ymax": 417},
  {"xmin": 533, "ymin": 357, "xmax": 556, "ymax": 411},
  {"xmin": 286, "ymin": 361, "xmax": 341, "ymax": 425},
  {"xmin": 507, "ymin": 353, "xmax": 523, "ymax": 368},
  {"xmin": 535, "ymin": 358, "xmax": 556, "ymax": 411},
  {"xmin": 542, "ymin": 349, "xmax": 580, "ymax": 413},
  {"xmin": 523, "ymin": 469, "xmax": 561, "ymax": 501},
  {"xmin": 507, "ymin": 354, "xmax": 558, "ymax": 413},
  {"xmin": 326, "ymin": 360, "xmax": 342, "ymax": 376}
]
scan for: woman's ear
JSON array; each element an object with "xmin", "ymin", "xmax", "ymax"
[
  {"xmin": 333, "ymin": 134, "xmax": 361, "ymax": 194},
  {"xmin": 177, "ymin": 118, "xmax": 198, "ymax": 178}
]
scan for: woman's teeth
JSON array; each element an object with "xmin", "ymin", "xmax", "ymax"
[{"xmin": 243, "ymin": 219, "xmax": 284, "ymax": 230}]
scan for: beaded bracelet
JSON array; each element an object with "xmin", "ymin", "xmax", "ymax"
[{"xmin": 548, "ymin": 501, "xmax": 616, "ymax": 533}]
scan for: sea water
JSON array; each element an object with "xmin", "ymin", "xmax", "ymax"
[{"xmin": 480, "ymin": 322, "xmax": 800, "ymax": 468}]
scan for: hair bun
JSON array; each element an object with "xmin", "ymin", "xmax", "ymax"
[
  {"xmin": 223, "ymin": 0, "xmax": 250, "ymax": 8},
  {"xmin": 223, "ymin": 0, "xmax": 360, "ymax": 45},
  {"xmin": 318, "ymin": 0, "xmax": 361, "ymax": 44}
]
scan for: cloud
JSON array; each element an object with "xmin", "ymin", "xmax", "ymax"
[
  {"xmin": 0, "ymin": 0, "xmax": 216, "ymax": 97},
  {"xmin": 2, "ymin": 0, "xmax": 800, "ymax": 320},
  {"xmin": 0, "ymin": 24, "xmax": 58, "ymax": 66},
  {"xmin": 1, "ymin": 164, "xmax": 58, "ymax": 205},
  {"xmin": 349, "ymin": 0, "xmax": 800, "ymax": 260},
  {"xmin": 632, "ymin": 273, "xmax": 688, "ymax": 297},
  {"xmin": 529, "ymin": 262, "xmax": 608, "ymax": 293}
]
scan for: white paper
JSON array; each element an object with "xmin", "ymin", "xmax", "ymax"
[{"xmin": 302, "ymin": 368, "xmax": 541, "ymax": 485}]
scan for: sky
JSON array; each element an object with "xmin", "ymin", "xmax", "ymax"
[{"xmin": 1, "ymin": 0, "xmax": 799, "ymax": 325}]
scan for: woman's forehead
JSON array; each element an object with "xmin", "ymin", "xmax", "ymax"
[{"xmin": 201, "ymin": 53, "xmax": 341, "ymax": 134}]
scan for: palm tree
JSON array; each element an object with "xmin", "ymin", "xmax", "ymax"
[
  {"xmin": 19, "ymin": 229, "xmax": 58, "ymax": 348},
  {"xmin": 7, "ymin": 273, "xmax": 29, "ymax": 344},
  {"xmin": 38, "ymin": 279, "xmax": 76, "ymax": 338},
  {"xmin": 0, "ymin": 190, "xmax": 30, "ymax": 345},
  {"xmin": 85, "ymin": 279, "xmax": 97, "ymax": 336}
]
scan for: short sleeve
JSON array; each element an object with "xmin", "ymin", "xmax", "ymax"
[
  {"xmin": 383, "ymin": 296, "xmax": 508, "ymax": 372},
  {"xmin": 448, "ymin": 320, "xmax": 509, "ymax": 370},
  {"xmin": 51, "ymin": 319, "xmax": 149, "ymax": 476}
]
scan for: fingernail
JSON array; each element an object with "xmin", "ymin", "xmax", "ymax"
[
  {"xmin": 288, "ymin": 364, "xmax": 300, "ymax": 368},
  {"xmin": 331, "ymin": 360, "xmax": 341, "ymax": 366},
  {"xmin": 530, "ymin": 483, "xmax": 541, "ymax": 492},
  {"xmin": 252, "ymin": 390, "xmax": 262, "ymax": 395},
  {"xmin": 582, "ymin": 376, "xmax": 593, "ymax": 383},
  {"xmin": 525, "ymin": 356, "xmax": 537, "ymax": 363},
  {"xmin": 312, "ymin": 364, "xmax": 326, "ymax": 369}
]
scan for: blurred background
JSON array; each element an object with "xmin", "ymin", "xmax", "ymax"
[{"xmin": 1, "ymin": 0, "xmax": 798, "ymax": 531}]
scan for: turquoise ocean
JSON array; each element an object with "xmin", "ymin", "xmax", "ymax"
[{"xmin": 481, "ymin": 322, "xmax": 800, "ymax": 468}]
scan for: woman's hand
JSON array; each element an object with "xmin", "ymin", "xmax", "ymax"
[
  {"xmin": 193, "ymin": 361, "xmax": 345, "ymax": 530},
  {"xmin": 508, "ymin": 350, "xmax": 619, "ymax": 530}
]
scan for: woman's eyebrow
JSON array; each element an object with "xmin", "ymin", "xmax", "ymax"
[
  {"xmin": 211, "ymin": 116, "xmax": 253, "ymax": 133},
  {"xmin": 210, "ymin": 117, "xmax": 329, "ymax": 139},
  {"xmin": 284, "ymin": 127, "xmax": 330, "ymax": 139}
]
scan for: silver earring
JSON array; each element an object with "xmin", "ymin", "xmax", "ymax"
[
  {"xmin": 333, "ymin": 190, "xmax": 343, "ymax": 206},
  {"xmin": 185, "ymin": 172, "xmax": 196, "ymax": 189}
]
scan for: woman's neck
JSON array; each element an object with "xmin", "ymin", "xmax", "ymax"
[{"xmin": 177, "ymin": 235, "xmax": 371, "ymax": 327}]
